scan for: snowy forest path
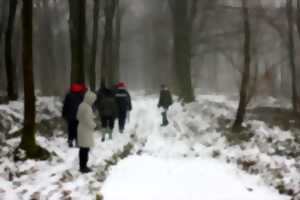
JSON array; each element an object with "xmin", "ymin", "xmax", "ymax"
[{"xmin": 1, "ymin": 95, "xmax": 296, "ymax": 200}]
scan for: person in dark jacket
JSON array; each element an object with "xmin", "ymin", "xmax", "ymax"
[
  {"xmin": 158, "ymin": 84, "xmax": 173, "ymax": 126},
  {"xmin": 114, "ymin": 82, "xmax": 132, "ymax": 133},
  {"xmin": 95, "ymin": 86, "xmax": 118, "ymax": 141},
  {"xmin": 62, "ymin": 83, "xmax": 86, "ymax": 147}
]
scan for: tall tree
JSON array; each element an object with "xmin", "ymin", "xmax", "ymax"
[
  {"xmin": 288, "ymin": 0, "xmax": 299, "ymax": 113},
  {"xmin": 232, "ymin": 0, "xmax": 251, "ymax": 131},
  {"xmin": 101, "ymin": 0, "xmax": 118, "ymax": 87},
  {"xmin": 297, "ymin": 0, "xmax": 300, "ymax": 39},
  {"xmin": 169, "ymin": 0, "xmax": 195, "ymax": 103},
  {"xmin": 0, "ymin": 0, "xmax": 8, "ymax": 53},
  {"xmin": 69, "ymin": 0, "xmax": 86, "ymax": 84},
  {"xmin": 89, "ymin": 0, "xmax": 101, "ymax": 91},
  {"xmin": 113, "ymin": 0, "xmax": 121, "ymax": 83},
  {"xmin": 4, "ymin": 0, "xmax": 18, "ymax": 100},
  {"xmin": 0, "ymin": 0, "xmax": 8, "ymax": 89},
  {"xmin": 17, "ymin": 0, "xmax": 49, "ymax": 160}
]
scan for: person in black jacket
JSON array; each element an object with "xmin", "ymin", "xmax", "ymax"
[
  {"xmin": 158, "ymin": 84, "xmax": 173, "ymax": 126},
  {"xmin": 114, "ymin": 82, "xmax": 132, "ymax": 133},
  {"xmin": 62, "ymin": 83, "xmax": 87, "ymax": 147},
  {"xmin": 95, "ymin": 85, "xmax": 118, "ymax": 141}
]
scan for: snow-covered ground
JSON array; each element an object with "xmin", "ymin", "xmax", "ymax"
[
  {"xmin": 0, "ymin": 94, "xmax": 299, "ymax": 200},
  {"xmin": 102, "ymin": 155, "xmax": 286, "ymax": 200}
]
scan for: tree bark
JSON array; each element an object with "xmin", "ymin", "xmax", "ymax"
[
  {"xmin": 0, "ymin": 1, "xmax": 8, "ymax": 94},
  {"xmin": 69, "ymin": 0, "xmax": 86, "ymax": 84},
  {"xmin": 101, "ymin": 0, "xmax": 118, "ymax": 87},
  {"xmin": 297, "ymin": 0, "xmax": 300, "ymax": 39},
  {"xmin": 18, "ymin": 0, "xmax": 49, "ymax": 160},
  {"xmin": 113, "ymin": 0, "xmax": 121, "ymax": 83},
  {"xmin": 290, "ymin": 0, "xmax": 300, "ymax": 113},
  {"xmin": 0, "ymin": 0, "xmax": 8, "ymax": 58},
  {"xmin": 89, "ymin": 0, "xmax": 101, "ymax": 91},
  {"xmin": 232, "ymin": 0, "xmax": 251, "ymax": 131},
  {"xmin": 0, "ymin": 0, "xmax": 6, "ymax": 39},
  {"xmin": 5, "ymin": 0, "xmax": 18, "ymax": 100},
  {"xmin": 170, "ymin": 0, "xmax": 194, "ymax": 103}
]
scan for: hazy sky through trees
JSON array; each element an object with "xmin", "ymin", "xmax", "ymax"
[{"xmin": 0, "ymin": 0, "xmax": 298, "ymax": 100}]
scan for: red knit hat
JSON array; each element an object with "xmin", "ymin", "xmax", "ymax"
[
  {"xmin": 116, "ymin": 82, "xmax": 126, "ymax": 89},
  {"xmin": 71, "ymin": 83, "xmax": 86, "ymax": 93}
]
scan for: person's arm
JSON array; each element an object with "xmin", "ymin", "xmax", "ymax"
[
  {"xmin": 127, "ymin": 91, "xmax": 132, "ymax": 111},
  {"xmin": 168, "ymin": 91, "xmax": 173, "ymax": 105},
  {"xmin": 158, "ymin": 91, "xmax": 163, "ymax": 108},
  {"xmin": 62, "ymin": 94, "xmax": 69, "ymax": 119}
]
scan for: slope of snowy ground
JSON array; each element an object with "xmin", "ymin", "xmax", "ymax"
[{"xmin": 0, "ymin": 94, "xmax": 299, "ymax": 200}]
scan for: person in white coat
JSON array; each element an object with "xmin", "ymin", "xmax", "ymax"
[{"xmin": 76, "ymin": 91, "xmax": 97, "ymax": 173}]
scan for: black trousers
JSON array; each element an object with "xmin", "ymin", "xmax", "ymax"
[
  {"xmin": 67, "ymin": 120, "xmax": 78, "ymax": 143},
  {"xmin": 162, "ymin": 110, "xmax": 169, "ymax": 126},
  {"xmin": 101, "ymin": 116, "xmax": 115, "ymax": 130},
  {"xmin": 118, "ymin": 111, "xmax": 127, "ymax": 132},
  {"xmin": 79, "ymin": 148, "xmax": 90, "ymax": 170}
]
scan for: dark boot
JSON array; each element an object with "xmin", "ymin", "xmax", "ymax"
[
  {"xmin": 80, "ymin": 167, "xmax": 92, "ymax": 173},
  {"xmin": 101, "ymin": 128, "xmax": 108, "ymax": 142},
  {"xmin": 79, "ymin": 148, "xmax": 91, "ymax": 173},
  {"xmin": 161, "ymin": 111, "xmax": 169, "ymax": 126},
  {"xmin": 68, "ymin": 120, "xmax": 79, "ymax": 148},
  {"xmin": 118, "ymin": 112, "xmax": 126, "ymax": 133},
  {"xmin": 68, "ymin": 140, "xmax": 73, "ymax": 147}
]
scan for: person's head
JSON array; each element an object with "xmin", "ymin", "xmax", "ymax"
[
  {"xmin": 116, "ymin": 81, "xmax": 127, "ymax": 90},
  {"xmin": 161, "ymin": 84, "xmax": 168, "ymax": 90},
  {"xmin": 71, "ymin": 83, "xmax": 86, "ymax": 93},
  {"xmin": 83, "ymin": 91, "xmax": 97, "ymax": 106}
]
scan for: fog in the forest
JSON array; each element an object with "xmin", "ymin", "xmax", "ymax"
[{"xmin": 0, "ymin": 0, "xmax": 298, "ymax": 99}]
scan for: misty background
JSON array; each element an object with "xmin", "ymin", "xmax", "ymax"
[{"xmin": 0, "ymin": 0, "xmax": 298, "ymax": 98}]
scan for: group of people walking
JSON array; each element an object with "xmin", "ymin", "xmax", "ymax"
[
  {"xmin": 95, "ymin": 81, "xmax": 132, "ymax": 141},
  {"xmin": 62, "ymin": 81, "xmax": 132, "ymax": 173},
  {"xmin": 62, "ymin": 82, "xmax": 172, "ymax": 173}
]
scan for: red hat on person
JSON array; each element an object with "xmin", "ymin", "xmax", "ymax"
[
  {"xmin": 116, "ymin": 82, "xmax": 127, "ymax": 89},
  {"xmin": 71, "ymin": 83, "xmax": 87, "ymax": 93}
]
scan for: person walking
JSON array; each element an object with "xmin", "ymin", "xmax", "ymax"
[
  {"xmin": 158, "ymin": 84, "xmax": 173, "ymax": 126},
  {"xmin": 77, "ymin": 91, "xmax": 97, "ymax": 173},
  {"xmin": 95, "ymin": 86, "xmax": 118, "ymax": 141},
  {"xmin": 114, "ymin": 82, "xmax": 132, "ymax": 133},
  {"xmin": 62, "ymin": 83, "xmax": 86, "ymax": 147}
]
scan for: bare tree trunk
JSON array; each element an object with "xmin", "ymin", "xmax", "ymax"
[
  {"xmin": 0, "ymin": 0, "xmax": 8, "ymax": 64},
  {"xmin": 113, "ymin": 0, "xmax": 121, "ymax": 83},
  {"xmin": 69, "ymin": 0, "xmax": 86, "ymax": 84},
  {"xmin": 101, "ymin": 0, "xmax": 118, "ymax": 87},
  {"xmin": 232, "ymin": 0, "xmax": 251, "ymax": 131},
  {"xmin": 0, "ymin": 0, "xmax": 6, "ymax": 41},
  {"xmin": 18, "ymin": 0, "xmax": 49, "ymax": 160},
  {"xmin": 5, "ymin": 0, "xmax": 18, "ymax": 100},
  {"xmin": 89, "ymin": 0, "xmax": 101, "ymax": 91},
  {"xmin": 297, "ymin": 0, "xmax": 300, "ymax": 39},
  {"xmin": 170, "ymin": 0, "xmax": 194, "ymax": 103},
  {"xmin": 290, "ymin": 0, "xmax": 300, "ymax": 112},
  {"xmin": 0, "ymin": 1, "xmax": 8, "ymax": 96}
]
